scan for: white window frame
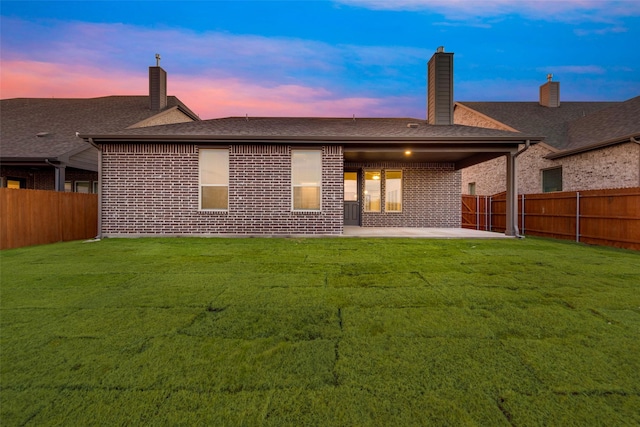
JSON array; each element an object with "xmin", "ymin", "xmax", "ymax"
[
  {"xmin": 199, "ymin": 148, "xmax": 229, "ymax": 211},
  {"xmin": 291, "ymin": 149, "xmax": 322, "ymax": 212}
]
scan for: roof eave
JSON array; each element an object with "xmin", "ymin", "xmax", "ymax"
[
  {"xmin": 545, "ymin": 133, "xmax": 640, "ymax": 159},
  {"xmin": 80, "ymin": 134, "xmax": 543, "ymax": 145},
  {"xmin": 0, "ymin": 156, "xmax": 58, "ymax": 165}
]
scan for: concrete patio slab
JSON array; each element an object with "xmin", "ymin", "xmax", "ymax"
[{"xmin": 342, "ymin": 226, "xmax": 513, "ymax": 238}]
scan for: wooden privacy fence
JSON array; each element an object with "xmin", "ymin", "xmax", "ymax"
[
  {"xmin": 0, "ymin": 188, "xmax": 98, "ymax": 250},
  {"xmin": 462, "ymin": 187, "xmax": 640, "ymax": 250}
]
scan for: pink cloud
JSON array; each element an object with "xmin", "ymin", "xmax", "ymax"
[
  {"xmin": 1, "ymin": 59, "xmax": 418, "ymax": 119},
  {"xmin": 173, "ymin": 75, "xmax": 416, "ymax": 118},
  {"xmin": 0, "ymin": 60, "xmax": 146, "ymax": 98}
]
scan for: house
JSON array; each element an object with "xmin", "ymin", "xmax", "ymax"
[
  {"xmin": 1, "ymin": 64, "xmax": 200, "ymax": 192},
  {"xmin": 81, "ymin": 49, "xmax": 541, "ymax": 237},
  {"xmin": 455, "ymin": 78, "xmax": 640, "ymax": 195}
]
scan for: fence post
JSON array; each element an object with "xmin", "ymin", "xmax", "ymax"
[
  {"xmin": 521, "ymin": 194, "xmax": 525, "ymax": 235},
  {"xmin": 485, "ymin": 196, "xmax": 489, "ymax": 231},
  {"xmin": 576, "ymin": 192, "xmax": 580, "ymax": 243},
  {"xmin": 488, "ymin": 196, "xmax": 492, "ymax": 232},
  {"xmin": 476, "ymin": 195, "xmax": 480, "ymax": 230}
]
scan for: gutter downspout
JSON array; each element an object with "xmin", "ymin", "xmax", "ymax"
[
  {"xmin": 86, "ymin": 137, "xmax": 102, "ymax": 240},
  {"xmin": 44, "ymin": 158, "xmax": 66, "ymax": 191},
  {"xmin": 510, "ymin": 140, "xmax": 531, "ymax": 238}
]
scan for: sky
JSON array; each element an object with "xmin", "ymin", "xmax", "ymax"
[{"xmin": 1, "ymin": 0, "xmax": 639, "ymax": 119}]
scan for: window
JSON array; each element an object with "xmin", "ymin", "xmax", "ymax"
[
  {"xmin": 199, "ymin": 149, "xmax": 229, "ymax": 210},
  {"xmin": 5, "ymin": 178, "xmax": 25, "ymax": 189},
  {"xmin": 75, "ymin": 181, "xmax": 91, "ymax": 193},
  {"xmin": 364, "ymin": 171, "xmax": 381, "ymax": 212},
  {"xmin": 542, "ymin": 167, "xmax": 562, "ymax": 193},
  {"xmin": 292, "ymin": 150, "xmax": 321, "ymax": 210},
  {"xmin": 64, "ymin": 181, "xmax": 72, "ymax": 192},
  {"xmin": 92, "ymin": 181, "xmax": 98, "ymax": 194},
  {"xmin": 344, "ymin": 172, "xmax": 358, "ymax": 201},
  {"xmin": 468, "ymin": 182, "xmax": 476, "ymax": 196},
  {"xmin": 385, "ymin": 170, "xmax": 402, "ymax": 212}
]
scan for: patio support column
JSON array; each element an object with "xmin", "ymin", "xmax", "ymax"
[
  {"xmin": 54, "ymin": 165, "xmax": 66, "ymax": 192},
  {"xmin": 505, "ymin": 151, "xmax": 518, "ymax": 236},
  {"xmin": 46, "ymin": 160, "xmax": 66, "ymax": 192}
]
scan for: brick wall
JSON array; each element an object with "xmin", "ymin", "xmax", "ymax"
[
  {"xmin": 344, "ymin": 162, "xmax": 461, "ymax": 228},
  {"xmin": 561, "ymin": 142, "xmax": 640, "ymax": 191},
  {"xmin": 461, "ymin": 144, "xmax": 554, "ymax": 195},
  {"xmin": 454, "ymin": 104, "xmax": 640, "ymax": 195},
  {"xmin": 100, "ymin": 143, "xmax": 343, "ymax": 236},
  {"xmin": 461, "ymin": 143, "xmax": 640, "ymax": 195},
  {"xmin": 454, "ymin": 104, "xmax": 513, "ymax": 131}
]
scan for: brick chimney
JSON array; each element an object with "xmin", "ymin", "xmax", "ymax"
[
  {"xmin": 427, "ymin": 46, "xmax": 454, "ymax": 125},
  {"xmin": 539, "ymin": 74, "xmax": 560, "ymax": 108},
  {"xmin": 149, "ymin": 55, "xmax": 167, "ymax": 111}
]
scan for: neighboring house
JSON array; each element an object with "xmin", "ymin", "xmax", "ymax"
[
  {"xmin": 1, "ymin": 65, "xmax": 199, "ymax": 192},
  {"xmin": 455, "ymin": 78, "xmax": 640, "ymax": 195},
  {"xmin": 82, "ymin": 50, "xmax": 541, "ymax": 237}
]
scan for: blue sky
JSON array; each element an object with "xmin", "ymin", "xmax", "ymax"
[{"xmin": 1, "ymin": 0, "xmax": 639, "ymax": 119}]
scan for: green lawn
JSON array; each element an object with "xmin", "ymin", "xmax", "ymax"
[{"xmin": 1, "ymin": 237, "xmax": 639, "ymax": 426}]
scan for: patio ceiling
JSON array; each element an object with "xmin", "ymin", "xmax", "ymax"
[{"xmin": 343, "ymin": 143, "xmax": 520, "ymax": 169}]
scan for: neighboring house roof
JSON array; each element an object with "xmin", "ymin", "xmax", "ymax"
[
  {"xmin": 455, "ymin": 101, "xmax": 617, "ymax": 150},
  {"xmin": 557, "ymin": 95, "xmax": 640, "ymax": 156},
  {"xmin": 0, "ymin": 96, "xmax": 199, "ymax": 161},
  {"xmin": 82, "ymin": 117, "xmax": 543, "ymax": 169}
]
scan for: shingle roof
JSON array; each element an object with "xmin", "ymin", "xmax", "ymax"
[
  {"xmin": 456, "ymin": 101, "xmax": 617, "ymax": 150},
  {"xmin": 85, "ymin": 116, "xmax": 539, "ymax": 142},
  {"xmin": 1, "ymin": 96, "xmax": 199, "ymax": 159},
  {"xmin": 564, "ymin": 96, "xmax": 640, "ymax": 150}
]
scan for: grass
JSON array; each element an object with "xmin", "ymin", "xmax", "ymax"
[{"xmin": 1, "ymin": 236, "xmax": 639, "ymax": 426}]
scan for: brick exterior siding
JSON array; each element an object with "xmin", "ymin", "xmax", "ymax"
[
  {"xmin": 455, "ymin": 106, "xmax": 640, "ymax": 195},
  {"xmin": 453, "ymin": 105, "xmax": 514, "ymax": 131},
  {"xmin": 561, "ymin": 142, "xmax": 640, "ymax": 191},
  {"xmin": 345, "ymin": 162, "xmax": 461, "ymax": 228},
  {"xmin": 460, "ymin": 142, "xmax": 640, "ymax": 195},
  {"xmin": 99, "ymin": 144, "xmax": 462, "ymax": 236},
  {"xmin": 101, "ymin": 143, "xmax": 343, "ymax": 236}
]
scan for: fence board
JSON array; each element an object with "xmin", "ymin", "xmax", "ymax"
[
  {"xmin": 0, "ymin": 188, "xmax": 98, "ymax": 250},
  {"xmin": 461, "ymin": 195, "xmax": 491, "ymax": 231},
  {"xmin": 462, "ymin": 187, "xmax": 640, "ymax": 250}
]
